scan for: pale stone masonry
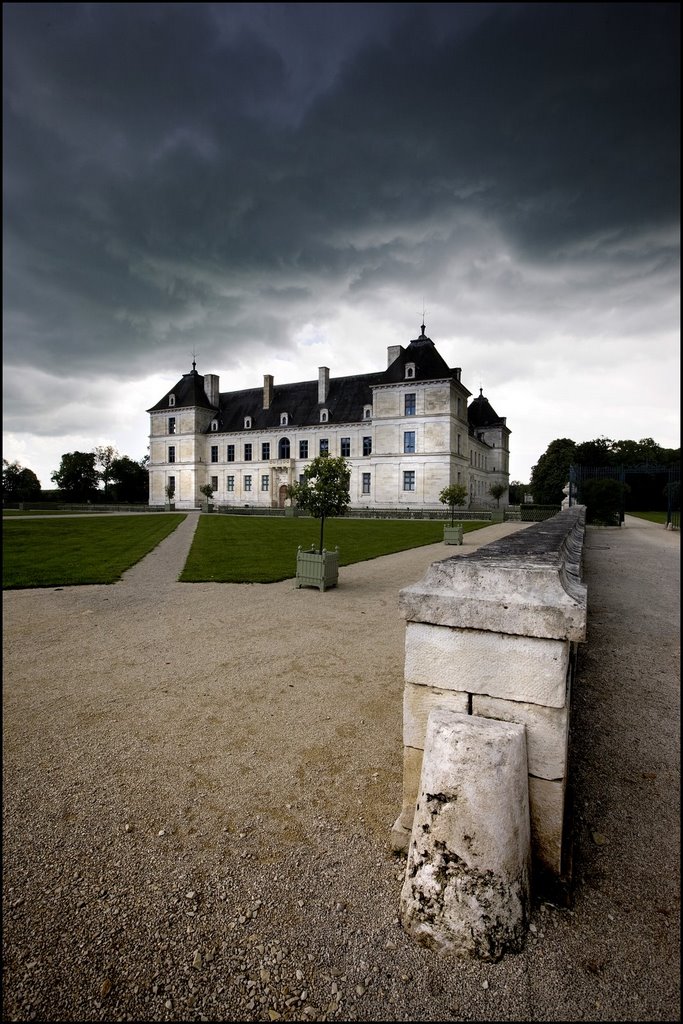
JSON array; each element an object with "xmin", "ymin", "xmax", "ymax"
[{"xmin": 392, "ymin": 507, "xmax": 587, "ymax": 886}]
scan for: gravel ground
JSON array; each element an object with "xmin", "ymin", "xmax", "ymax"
[{"xmin": 2, "ymin": 513, "xmax": 680, "ymax": 1022}]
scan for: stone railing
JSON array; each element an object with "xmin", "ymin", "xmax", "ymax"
[{"xmin": 392, "ymin": 506, "xmax": 587, "ymax": 901}]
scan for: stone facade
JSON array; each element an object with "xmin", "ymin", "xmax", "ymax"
[{"xmin": 146, "ymin": 326, "xmax": 510, "ymax": 510}]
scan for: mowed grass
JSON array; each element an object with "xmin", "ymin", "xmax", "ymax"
[
  {"xmin": 3, "ymin": 515, "xmax": 186, "ymax": 589},
  {"xmin": 626, "ymin": 511, "xmax": 669, "ymax": 525},
  {"xmin": 179, "ymin": 515, "xmax": 490, "ymax": 583}
]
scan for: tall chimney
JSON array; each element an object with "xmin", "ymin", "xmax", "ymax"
[
  {"xmin": 318, "ymin": 366, "xmax": 329, "ymax": 404},
  {"xmin": 263, "ymin": 374, "xmax": 273, "ymax": 409},
  {"xmin": 204, "ymin": 373, "xmax": 219, "ymax": 407},
  {"xmin": 388, "ymin": 345, "xmax": 403, "ymax": 367}
]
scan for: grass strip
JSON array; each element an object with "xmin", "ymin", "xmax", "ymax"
[
  {"xmin": 626, "ymin": 511, "xmax": 669, "ymax": 525},
  {"xmin": 3, "ymin": 515, "xmax": 186, "ymax": 589},
  {"xmin": 179, "ymin": 515, "xmax": 490, "ymax": 583}
]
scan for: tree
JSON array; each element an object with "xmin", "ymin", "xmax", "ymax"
[
  {"xmin": 488, "ymin": 482, "xmax": 507, "ymax": 508},
  {"xmin": 199, "ymin": 483, "xmax": 214, "ymax": 509},
  {"xmin": 530, "ymin": 438, "xmax": 577, "ymax": 505},
  {"xmin": 110, "ymin": 456, "xmax": 149, "ymax": 503},
  {"xmin": 574, "ymin": 437, "xmax": 614, "ymax": 466},
  {"xmin": 51, "ymin": 452, "xmax": 99, "ymax": 501},
  {"xmin": 288, "ymin": 453, "xmax": 351, "ymax": 554},
  {"xmin": 94, "ymin": 444, "xmax": 119, "ymax": 497},
  {"xmin": 439, "ymin": 484, "xmax": 468, "ymax": 526},
  {"xmin": 581, "ymin": 477, "xmax": 630, "ymax": 525},
  {"xmin": 2, "ymin": 459, "xmax": 41, "ymax": 501},
  {"xmin": 508, "ymin": 480, "xmax": 531, "ymax": 505}
]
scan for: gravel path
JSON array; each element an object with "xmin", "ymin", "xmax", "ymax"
[{"xmin": 2, "ymin": 513, "xmax": 680, "ymax": 1022}]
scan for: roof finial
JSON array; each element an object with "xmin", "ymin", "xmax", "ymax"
[
  {"xmin": 192, "ymin": 348, "xmax": 197, "ymax": 372},
  {"xmin": 419, "ymin": 299, "xmax": 427, "ymax": 336}
]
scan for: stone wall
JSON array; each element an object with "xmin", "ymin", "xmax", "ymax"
[{"xmin": 392, "ymin": 506, "xmax": 587, "ymax": 890}]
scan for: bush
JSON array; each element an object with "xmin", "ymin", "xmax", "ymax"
[{"xmin": 581, "ymin": 478, "xmax": 630, "ymax": 525}]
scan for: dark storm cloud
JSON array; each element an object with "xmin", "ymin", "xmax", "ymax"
[{"xmin": 3, "ymin": 1, "xmax": 680, "ymax": 385}]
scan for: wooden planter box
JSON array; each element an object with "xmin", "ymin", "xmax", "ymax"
[
  {"xmin": 444, "ymin": 524, "xmax": 463, "ymax": 545},
  {"xmin": 295, "ymin": 546, "xmax": 339, "ymax": 591}
]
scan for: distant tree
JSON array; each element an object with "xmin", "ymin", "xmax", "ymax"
[
  {"xmin": 199, "ymin": 483, "xmax": 214, "ymax": 509},
  {"xmin": 488, "ymin": 482, "xmax": 507, "ymax": 508},
  {"xmin": 110, "ymin": 456, "xmax": 149, "ymax": 503},
  {"xmin": 530, "ymin": 438, "xmax": 577, "ymax": 505},
  {"xmin": 287, "ymin": 453, "xmax": 351, "ymax": 553},
  {"xmin": 508, "ymin": 480, "xmax": 531, "ymax": 505},
  {"xmin": 439, "ymin": 484, "xmax": 468, "ymax": 525},
  {"xmin": 94, "ymin": 444, "xmax": 119, "ymax": 497},
  {"xmin": 2, "ymin": 459, "xmax": 42, "ymax": 501},
  {"xmin": 574, "ymin": 437, "xmax": 615, "ymax": 466},
  {"xmin": 51, "ymin": 452, "xmax": 99, "ymax": 501},
  {"xmin": 581, "ymin": 477, "xmax": 631, "ymax": 525}
]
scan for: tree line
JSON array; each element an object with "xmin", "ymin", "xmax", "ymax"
[
  {"xmin": 2, "ymin": 446, "xmax": 149, "ymax": 504},
  {"xmin": 528, "ymin": 436, "xmax": 680, "ymax": 507}
]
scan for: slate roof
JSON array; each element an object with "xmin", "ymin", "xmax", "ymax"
[
  {"xmin": 148, "ymin": 327, "xmax": 481, "ymax": 433},
  {"xmin": 468, "ymin": 389, "xmax": 506, "ymax": 429}
]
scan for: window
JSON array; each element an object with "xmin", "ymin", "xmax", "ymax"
[
  {"xmin": 211, "ymin": 476, "xmax": 218, "ymax": 492},
  {"xmin": 169, "ymin": 394, "xmax": 175, "ymax": 407},
  {"xmin": 211, "ymin": 445, "xmax": 218, "ymax": 463},
  {"xmin": 457, "ymin": 433, "xmax": 461, "ymax": 455},
  {"xmin": 280, "ymin": 413, "xmax": 288, "ymax": 426},
  {"xmin": 244, "ymin": 417, "xmax": 252, "ymax": 429},
  {"xmin": 168, "ymin": 416, "xmax": 176, "ymax": 434},
  {"xmin": 362, "ymin": 473, "xmax": 371, "ymax": 494},
  {"xmin": 298, "ymin": 473, "xmax": 306, "ymax": 485},
  {"xmin": 403, "ymin": 431, "xmax": 415, "ymax": 454},
  {"xmin": 244, "ymin": 443, "xmax": 252, "ymax": 461},
  {"xmin": 404, "ymin": 393, "xmax": 416, "ymax": 416},
  {"xmin": 299, "ymin": 439, "xmax": 308, "ymax": 459},
  {"xmin": 363, "ymin": 405, "xmax": 372, "ymax": 419},
  {"xmin": 227, "ymin": 444, "xmax": 235, "ymax": 462},
  {"xmin": 403, "ymin": 471, "xmax": 416, "ymax": 491},
  {"xmin": 244, "ymin": 475, "xmax": 252, "ymax": 491},
  {"xmin": 168, "ymin": 475, "xmax": 175, "ymax": 493},
  {"xmin": 320, "ymin": 410, "xmax": 328, "ymax": 423},
  {"xmin": 261, "ymin": 474, "xmax": 269, "ymax": 491},
  {"xmin": 279, "ymin": 437, "xmax": 290, "ymax": 459},
  {"xmin": 405, "ymin": 363, "xmax": 415, "ymax": 379},
  {"xmin": 168, "ymin": 445, "xmax": 176, "ymax": 463},
  {"xmin": 340, "ymin": 437, "xmax": 351, "ymax": 457},
  {"xmin": 363, "ymin": 436, "xmax": 372, "ymax": 456},
  {"xmin": 211, "ymin": 420, "xmax": 218, "ymax": 431},
  {"xmin": 319, "ymin": 438, "xmax": 329, "ymax": 455},
  {"xmin": 262, "ymin": 442, "xmax": 270, "ymax": 460},
  {"xmin": 227, "ymin": 476, "xmax": 235, "ymax": 491}
]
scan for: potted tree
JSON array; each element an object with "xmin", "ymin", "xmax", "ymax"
[
  {"xmin": 164, "ymin": 482, "xmax": 176, "ymax": 511},
  {"xmin": 199, "ymin": 483, "xmax": 215, "ymax": 513},
  {"xmin": 439, "ymin": 484, "xmax": 468, "ymax": 544},
  {"xmin": 288, "ymin": 453, "xmax": 351, "ymax": 591},
  {"xmin": 488, "ymin": 482, "xmax": 507, "ymax": 522}
]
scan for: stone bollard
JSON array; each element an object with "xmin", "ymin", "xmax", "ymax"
[{"xmin": 400, "ymin": 709, "xmax": 531, "ymax": 962}]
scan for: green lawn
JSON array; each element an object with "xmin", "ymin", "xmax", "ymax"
[
  {"xmin": 2, "ymin": 509, "xmax": 110, "ymax": 516},
  {"xmin": 626, "ymin": 511, "xmax": 668, "ymax": 525},
  {"xmin": 179, "ymin": 515, "xmax": 490, "ymax": 583},
  {"xmin": 3, "ymin": 515, "xmax": 186, "ymax": 589}
]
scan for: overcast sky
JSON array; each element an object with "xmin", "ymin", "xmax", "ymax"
[{"xmin": 3, "ymin": 2, "xmax": 680, "ymax": 489}]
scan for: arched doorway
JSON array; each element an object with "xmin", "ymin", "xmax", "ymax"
[{"xmin": 278, "ymin": 484, "xmax": 289, "ymax": 509}]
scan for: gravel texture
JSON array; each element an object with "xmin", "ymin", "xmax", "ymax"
[{"xmin": 2, "ymin": 513, "xmax": 680, "ymax": 1022}]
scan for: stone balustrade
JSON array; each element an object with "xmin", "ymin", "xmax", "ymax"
[{"xmin": 392, "ymin": 506, "xmax": 587, "ymax": 893}]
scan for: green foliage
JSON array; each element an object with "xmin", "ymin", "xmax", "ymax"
[
  {"xmin": 199, "ymin": 483, "xmax": 215, "ymax": 499},
  {"xmin": 508, "ymin": 480, "xmax": 531, "ymax": 504},
  {"xmin": 287, "ymin": 454, "xmax": 351, "ymax": 552},
  {"xmin": 581, "ymin": 477, "xmax": 631, "ymax": 525},
  {"xmin": 3, "ymin": 515, "xmax": 186, "ymax": 588},
  {"xmin": 439, "ymin": 484, "xmax": 468, "ymax": 525},
  {"xmin": 530, "ymin": 438, "xmax": 577, "ymax": 505},
  {"xmin": 51, "ymin": 451, "xmax": 99, "ymax": 500},
  {"xmin": 165, "ymin": 482, "xmax": 176, "ymax": 500},
  {"xmin": 93, "ymin": 444, "xmax": 119, "ymax": 496},
  {"xmin": 488, "ymin": 482, "xmax": 507, "ymax": 507},
  {"xmin": 2, "ymin": 459, "xmax": 41, "ymax": 501},
  {"xmin": 180, "ymin": 517, "xmax": 491, "ymax": 583},
  {"xmin": 110, "ymin": 456, "xmax": 149, "ymax": 503}
]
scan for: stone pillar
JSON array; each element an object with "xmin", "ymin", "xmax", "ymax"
[{"xmin": 400, "ymin": 709, "xmax": 531, "ymax": 961}]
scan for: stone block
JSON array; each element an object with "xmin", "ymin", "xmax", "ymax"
[
  {"xmin": 400, "ymin": 710, "xmax": 531, "ymax": 960},
  {"xmin": 528, "ymin": 775, "xmax": 566, "ymax": 876},
  {"xmin": 405, "ymin": 622, "xmax": 569, "ymax": 708},
  {"xmin": 472, "ymin": 694, "xmax": 569, "ymax": 780},
  {"xmin": 403, "ymin": 683, "xmax": 469, "ymax": 750}
]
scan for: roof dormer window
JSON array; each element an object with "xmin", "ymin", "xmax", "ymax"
[
  {"xmin": 211, "ymin": 420, "xmax": 218, "ymax": 431},
  {"xmin": 169, "ymin": 394, "xmax": 176, "ymax": 407},
  {"xmin": 405, "ymin": 363, "xmax": 416, "ymax": 379},
  {"xmin": 320, "ymin": 409, "xmax": 328, "ymax": 423},
  {"xmin": 244, "ymin": 416, "xmax": 252, "ymax": 430},
  {"xmin": 363, "ymin": 405, "xmax": 372, "ymax": 420},
  {"xmin": 280, "ymin": 413, "xmax": 288, "ymax": 426}
]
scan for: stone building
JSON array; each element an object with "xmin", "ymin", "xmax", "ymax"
[{"xmin": 147, "ymin": 324, "xmax": 510, "ymax": 510}]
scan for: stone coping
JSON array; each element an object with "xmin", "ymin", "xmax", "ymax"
[{"xmin": 399, "ymin": 506, "xmax": 587, "ymax": 642}]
